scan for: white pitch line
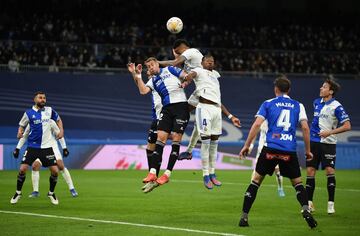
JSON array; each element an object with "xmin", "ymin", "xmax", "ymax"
[
  {"xmin": 0, "ymin": 210, "xmax": 245, "ymax": 236},
  {"xmin": 172, "ymin": 179, "xmax": 360, "ymax": 192}
]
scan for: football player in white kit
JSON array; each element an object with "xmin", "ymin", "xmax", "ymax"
[
  {"xmin": 181, "ymin": 55, "xmax": 240, "ymax": 189},
  {"xmin": 158, "ymin": 39, "xmax": 204, "ymax": 158},
  {"xmin": 14, "ymin": 120, "xmax": 78, "ymax": 198},
  {"xmin": 159, "ymin": 39, "xmax": 240, "ymax": 161},
  {"xmin": 249, "ymin": 121, "xmax": 285, "ymax": 197}
]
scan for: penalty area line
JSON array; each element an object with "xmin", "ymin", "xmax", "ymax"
[{"xmin": 0, "ymin": 210, "xmax": 245, "ymax": 236}]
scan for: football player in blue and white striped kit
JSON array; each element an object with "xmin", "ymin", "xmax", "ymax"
[
  {"xmin": 129, "ymin": 57, "xmax": 189, "ymax": 193},
  {"xmin": 10, "ymin": 91, "xmax": 63, "ymax": 205},
  {"xmin": 127, "ymin": 63, "xmax": 163, "ymax": 187},
  {"xmin": 14, "ymin": 120, "xmax": 78, "ymax": 198},
  {"xmin": 306, "ymin": 77, "xmax": 351, "ymax": 214},
  {"xmin": 238, "ymin": 76, "xmax": 317, "ymax": 228}
]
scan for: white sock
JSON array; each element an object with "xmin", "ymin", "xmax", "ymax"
[
  {"xmin": 201, "ymin": 139, "xmax": 211, "ymax": 176},
  {"xmin": 275, "ymin": 170, "xmax": 283, "ymax": 189},
  {"xmin": 164, "ymin": 170, "xmax": 171, "ymax": 177},
  {"xmin": 61, "ymin": 168, "xmax": 74, "ymax": 190},
  {"xmin": 150, "ymin": 168, "xmax": 157, "ymax": 175},
  {"xmin": 187, "ymin": 126, "xmax": 200, "ymax": 153},
  {"xmin": 209, "ymin": 140, "xmax": 218, "ymax": 175},
  {"xmin": 32, "ymin": 171, "xmax": 40, "ymax": 192}
]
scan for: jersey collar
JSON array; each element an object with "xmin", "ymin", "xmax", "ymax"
[
  {"xmin": 277, "ymin": 94, "xmax": 290, "ymax": 98},
  {"xmin": 32, "ymin": 106, "xmax": 45, "ymax": 112},
  {"xmin": 320, "ymin": 98, "xmax": 335, "ymax": 105}
]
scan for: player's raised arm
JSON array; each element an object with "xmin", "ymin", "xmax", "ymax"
[
  {"xmin": 158, "ymin": 55, "xmax": 186, "ymax": 68},
  {"xmin": 221, "ymin": 104, "xmax": 241, "ymax": 127},
  {"xmin": 127, "ymin": 63, "xmax": 151, "ymax": 95}
]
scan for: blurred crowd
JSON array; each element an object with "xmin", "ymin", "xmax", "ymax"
[{"xmin": 0, "ymin": 11, "xmax": 359, "ymax": 74}]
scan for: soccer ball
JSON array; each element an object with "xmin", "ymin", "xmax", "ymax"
[{"xmin": 166, "ymin": 17, "xmax": 183, "ymax": 34}]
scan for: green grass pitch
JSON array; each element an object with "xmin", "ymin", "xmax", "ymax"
[{"xmin": 1, "ymin": 170, "xmax": 359, "ymax": 236}]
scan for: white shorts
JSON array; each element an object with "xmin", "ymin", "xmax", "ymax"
[
  {"xmin": 188, "ymin": 91, "xmax": 200, "ymax": 107},
  {"xmin": 195, "ymin": 103, "xmax": 222, "ymax": 137}
]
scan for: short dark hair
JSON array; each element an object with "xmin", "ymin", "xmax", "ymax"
[
  {"xmin": 34, "ymin": 91, "xmax": 45, "ymax": 98},
  {"xmin": 202, "ymin": 54, "xmax": 214, "ymax": 61},
  {"xmin": 173, "ymin": 39, "xmax": 190, "ymax": 49},
  {"xmin": 324, "ymin": 75, "xmax": 341, "ymax": 96},
  {"xmin": 274, "ymin": 75, "xmax": 291, "ymax": 93}
]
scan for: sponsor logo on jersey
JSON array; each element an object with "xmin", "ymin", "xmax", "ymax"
[
  {"xmin": 280, "ymin": 134, "xmax": 293, "ymax": 141},
  {"xmin": 33, "ymin": 118, "xmax": 50, "ymax": 124}
]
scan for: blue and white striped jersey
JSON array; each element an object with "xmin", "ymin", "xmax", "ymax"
[
  {"xmin": 256, "ymin": 95, "xmax": 307, "ymax": 152},
  {"xmin": 310, "ymin": 98, "xmax": 350, "ymax": 144},
  {"xmin": 19, "ymin": 106, "xmax": 60, "ymax": 149},
  {"xmin": 146, "ymin": 66, "xmax": 187, "ymax": 106}
]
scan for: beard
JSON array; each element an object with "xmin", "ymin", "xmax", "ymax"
[{"xmin": 36, "ymin": 102, "xmax": 46, "ymax": 108}]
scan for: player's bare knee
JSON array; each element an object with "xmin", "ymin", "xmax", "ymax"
[
  {"xmin": 306, "ymin": 167, "xmax": 316, "ymax": 176},
  {"xmin": 171, "ymin": 133, "xmax": 183, "ymax": 142},
  {"xmin": 57, "ymin": 160, "xmax": 65, "ymax": 171},
  {"xmin": 157, "ymin": 131, "xmax": 169, "ymax": 143},
  {"xmin": 325, "ymin": 167, "xmax": 335, "ymax": 175},
  {"xmin": 32, "ymin": 161, "xmax": 41, "ymax": 171},
  {"xmin": 19, "ymin": 163, "xmax": 29, "ymax": 173},
  {"xmin": 147, "ymin": 143, "xmax": 156, "ymax": 151},
  {"xmin": 251, "ymin": 172, "xmax": 264, "ymax": 185},
  {"xmin": 50, "ymin": 166, "xmax": 59, "ymax": 176},
  {"xmin": 290, "ymin": 177, "xmax": 302, "ymax": 186}
]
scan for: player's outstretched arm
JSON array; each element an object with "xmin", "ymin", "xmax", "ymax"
[
  {"xmin": 158, "ymin": 56, "xmax": 186, "ymax": 68},
  {"xmin": 239, "ymin": 117, "xmax": 264, "ymax": 159},
  {"xmin": 127, "ymin": 63, "xmax": 151, "ymax": 95},
  {"xmin": 221, "ymin": 104, "xmax": 241, "ymax": 128},
  {"xmin": 300, "ymin": 119, "xmax": 313, "ymax": 161}
]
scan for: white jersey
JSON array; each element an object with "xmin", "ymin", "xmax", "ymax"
[
  {"xmin": 256, "ymin": 120, "xmax": 268, "ymax": 158},
  {"xmin": 191, "ymin": 68, "xmax": 221, "ymax": 105},
  {"xmin": 181, "ymin": 48, "xmax": 203, "ymax": 73},
  {"xmin": 146, "ymin": 66, "xmax": 187, "ymax": 106}
]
